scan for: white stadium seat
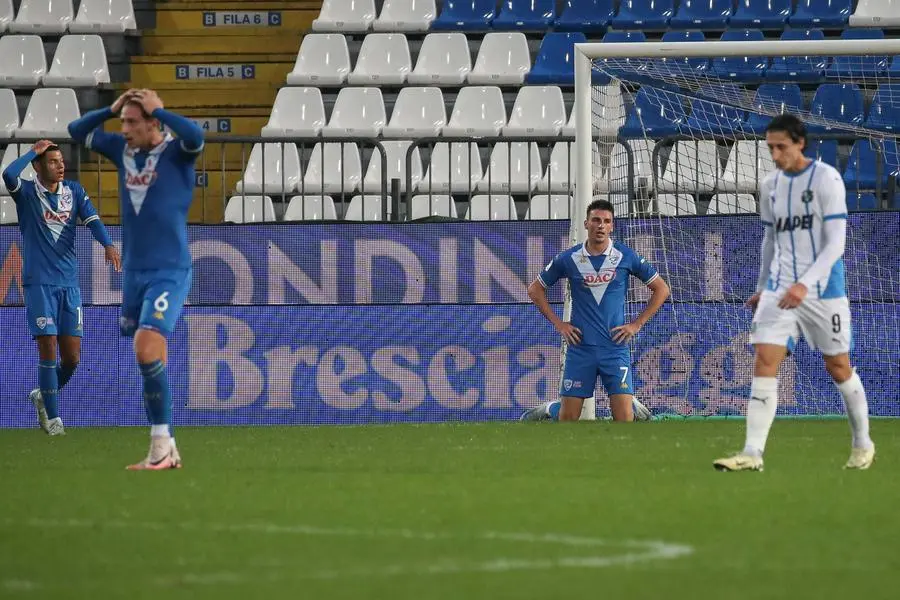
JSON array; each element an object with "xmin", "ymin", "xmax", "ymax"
[
  {"xmin": 16, "ymin": 88, "xmax": 80, "ymax": 138},
  {"xmin": 707, "ymin": 193, "xmax": 757, "ymax": 214},
  {"xmin": 0, "ymin": 144, "xmax": 36, "ymax": 195},
  {"xmin": 0, "ymin": 35, "xmax": 47, "ymax": 87},
  {"xmin": 0, "ymin": 195, "xmax": 16, "ymax": 223},
  {"xmin": 312, "ymin": 0, "xmax": 376, "ymax": 32},
  {"xmin": 382, "ymin": 87, "xmax": 446, "ymax": 138},
  {"xmin": 605, "ymin": 140, "xmax": 656, "ymax": 193},
  {"xmin": 406, "ymin": 33, "xmax": 471, "ymax": 85},
  {"xmin": 301, "ymin": 143, "xmax": 362, "ymax": 194},
  {"xmin": 43, "ymin": 35, "xmax": 110, "ymax": 87},
  {"xmin": 720, "ymin": 140, "xmax": 776, "ymax": 193},
  {"xmin": 0, "ymin": 0, "xmax": 14, "ymax": 33},
  {"xmin": 526, "ymin": 194, "xmax": 572, "ymax": 220},
  {"xmin": 322, "ymin": 87, "xmax": 386, "ymax": 139},
  {"xmin": 561, "ymin": 84, "xmax": 625, "ymax": 137},
  {"xmin": 477, "ymin": 142, "xmax": 542, "ymax": 193},
  {"xmin": 261, "ymin": 87, "xmax": 326, "ymax": 138},
  {"xmin": 286, "ymin": 34, "xmax": 351, "ymax": 86},
  {"xmin": 363, "ymin": 140, "xmax": 422, "ymax": 193},
  {"xmin": 655, "ymin": 194, "xmax": 697, "ymax": 215},
  {"xmin": 468, "ymin": 32, "xmax": 531, "ymax": 85},
  {"xmin": 9, "ymin": 0, "xmax": 73, "ymax": 33},
  {"xmin": 284, "ymin": 195, "xmax": 338, "ymax": 221},
  {"xmin": 658, "ymin": 141, "xmax": 721, "ymax": 194},
  {"xmin": 417, "ymin": 142, "xmax": 482, "ymax": 193},
  {"xmin": 537, "ymin": 141, "xmax": 588, "ymax": 193},
  {"xmin": 235, "ymin": 143, "xmax": 301, "ymax": 194},
  {"xmin": 68, "ymin": 0, "xmax": 137, "ymax": 33},
  {"xmin": 409, "ymin": 194, "xmax": 457, "ymax": 219},
  {"xmin": 443, "ymin": 86, "xmax": 506, "ymax": 137},
  {"xmin": 0, "ymin": 89, "xmax": 19, "ymax": 137},
  {"xmin": 344, "ymin": 194, "xmax": 384, "ymax": 221},
  {"xmin": 466, "ymin": 194, "xmax": 518, "ymax": 221},
  {"xmin": 503, "ymin": 86, "xmax": 566, "ymax": 136},
  {"xmin": 373, "ymin": 0, "xmax": 436, "ymax": 31},
  {"xmin": 224, "ymin": 195, "xmax": 276, "ymax": 223},
  {"xmin": 347, "ymin": 33, "xmax": 411, "ymax": 85},
  {"xmin": 849, "ymin": 0, "xmax": 900, "ymax": 27}
]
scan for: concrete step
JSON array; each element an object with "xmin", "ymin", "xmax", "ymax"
[
  {"xmin": 141, "ymin": 30, "xmax": 306, "ymax": 55},
  {"xmin": 129, "ymin": 61, "xmax": 293, "ymax": 86}
]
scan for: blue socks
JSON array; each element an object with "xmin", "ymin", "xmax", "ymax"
[
  {"xmin": 57, "ymin": 362, "xmax": 76, "ymax": 389},
  {"xmin": 548, "ymin": 400, "xmax": 561, "ymax": 421},
  {"xmin": 38, "ymin": 360, "xmax": 59, "ymax": 419},
  {"xmin": 140, "ymin": 360, "xmax": 172, "ymax": 436}
]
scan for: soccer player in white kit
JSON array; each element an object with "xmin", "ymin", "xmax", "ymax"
[{"xmin": 714, "ymin": 114, "xmax": 875, "ymax": 472}]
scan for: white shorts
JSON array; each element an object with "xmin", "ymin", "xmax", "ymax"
[{"xmin": 749, "ymin": 291, "xmax": 852, "ymax": 356}]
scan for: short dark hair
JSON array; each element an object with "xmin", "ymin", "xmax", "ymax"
[
  {"xmin": 122, "ymin": 99, "xmax": 152, "ymax": 119},
  {"xmin": 586, "ymin": 198, "xmax": 615, "ymax": 219},
  {"xmin": 32, "ymin": 145, "xmax": 61, "ymax": 167},
  {"xmin": 765, "ymin": 113, "xmax": 807, "ymax": 145}
]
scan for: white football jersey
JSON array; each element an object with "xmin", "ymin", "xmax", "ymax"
[{"xmin": 759, "ymin": 160, "xmax": 848, "ymax": 299}]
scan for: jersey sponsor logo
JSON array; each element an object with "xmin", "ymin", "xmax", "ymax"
[
  {"xmin": 775, "ymin": 214, "xmax": 814, "ymax": 233},
  {"xmin": 44, "ymin": 209, "xmax": 71, "ymax": 224},
  {"xmin": 583, "ymin": 269, "xmax": 616, "ymax": 286},
  {"xmin": 126, "ymin": 171, "xmax": 158, "ymax": 187}
]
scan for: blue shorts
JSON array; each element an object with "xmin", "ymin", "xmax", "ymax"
[
  {"xmin": 120, "ymin": 268, "xmax": 192, "ymax": 338},
  {"xmin": 23, "ymin": 285, "xmax": 83, "ymax": 338},
  {"xmin": 561, "ymin": 344, "xmax": 634, "ymax": 398}
]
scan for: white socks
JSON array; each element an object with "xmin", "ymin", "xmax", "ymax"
[
  {"xmin": 743, "ymin": 376, "xmax": 778, "ymax": 457},
  {"xmin": 838, "ymin": 370, "xmax": 874, "ymax": 450},
  {"xmin": 150, "ymin": 424, "xmax": 171, "ymax": 438}
]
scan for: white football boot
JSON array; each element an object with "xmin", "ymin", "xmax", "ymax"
[
  {"xmin": 844, "ymin": 446, "xmax": 875, "ymax": 470},
  {"xmin": 713, "ymin": 453, "xmax": 764, "ymax": 472},
  {"xmin": 28, "ymin": 388, "xmax": 49, "ymax": 432}
]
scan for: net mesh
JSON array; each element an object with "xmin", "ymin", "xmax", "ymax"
[{"xmin": 581, "ymin": 49, "xmax": 900, "ymax": 417}]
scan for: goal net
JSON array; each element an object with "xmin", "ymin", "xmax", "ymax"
[{"xmin": 572, "ymin": 38, "xmax": 900, "ymax": 419}]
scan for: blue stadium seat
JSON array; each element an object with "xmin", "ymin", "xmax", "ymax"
[
  {"xmin": 710, "ymin": 30, "xmax": 767, "ymax": 82},
  {"xmin": 669, "ymin": 0, "xmax": 733, "ymax": 29},
  {"xmin": 847, "ymin": 192, "xmax": 878, "ymax": 210},
  {"xmin": 805, "ymin": 139, "xmax": 839, "ymax": 169},
  {"xmin": 595, "ymin": 30, "xmax": 648, "ymax": 83},
  {"xmin": 432, "ymin": 0, "xmax": 496, "ymax": 30},
  {"xmin": 866, "ymin": 85, "xmax": 900, "ymax": 133},
  {"xmin": 744, "ymin": 83, "xmax": 804, "ymax": 134},
  {"xmin": 658, "ymin": 30, "xmax": 709, "ymax": 74},
  {"xmin": 527, "ymin": 32, "xmax": 587, "ymax": 85},
  {"xmin": 766, "ymin": 29, "xmax": 827, "ymax": 83},
  {"xmin": 619, "ymin": 88, "xmax": 687, "ymax": 138},
  {"xmin": 610, "ymin": 0, "xmax": 675, "ymax": 30},
  {"xmin": 492, "ymin": 0, "xmax": 555, "ymax": 30},
  {"xmin": 555, "ymin": 0, "xmax": 615, "ymax": 31},
  {"xmin": 842, "ymin": 139, "xmax": 898, "ymax": 189},
  {"xmin": 808, "ymin": 84, "xmax": 865, "ymax": 133},
  {"xmin": 827, "ymin": 29, "xmax": 888, "ymax": 79},
  {"xmin": 684, "ymin": 87, "xmax": 746, "ymax": 135},
  {"xmin": 789, "ymin": 0, "xmax": 851, "ymax": 28},
  {"xmin": 729, "ymin": 0, "xmax": 791, "ymax": 29}
]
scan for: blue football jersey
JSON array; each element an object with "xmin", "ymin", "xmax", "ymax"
[
  {"xmin": 9, "ymin": 177, "xmax": 101, "ymax": 286},
  {"xmin": 538, "ymin": 240, "xmax": 658, "ymax": 346}
]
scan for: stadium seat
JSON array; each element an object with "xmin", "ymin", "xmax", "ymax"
[
  {"xmin": 417, "ymin": 142, "xmax": 482, "ymax": 193},
  {"xmin": 0, "ymin": 35, "xmax": 47, "ymax": 87},
  {"xmin": 842, "ymin": 139, "xmax": 899, "ymax": 189},
  {"xmin": 827, "ymin": 29, "xmax": 888, "ymax": 79},
  {"xmin": 720, "ymin": 140, "xmax": 775, "ymax": 193},
  {"xmin": 407, "ymin": 33, "xmax": 471, "ymax": 85},
  {"xmin": 658, "ymin": 31, "xmax": 709, "ymax": 75},
  {"xmin": 808, "ymin": 84, "xmax": 864, "ymax": 132},
  {"xmin": 235, "ymin": 143, "xmax": 301, "ymax": 194},
  {"xmin": 344, "ymin": 195, "xmax": 384, "ymax": 221},
  {"xmin": 619, "ymin": 88, "xmax": 687, "ymax": 138},
  {"xmin": 669, "ymin": 0, "xmax": 733, "ymax": 30},
  {"xmin": 587, "ymin": 84, "xmax": 627, "ymax": 137},
  {"xmin": 409, "ymin": 194, "xmax": 458, "ymax": 219},
  {"xmin": 223, "ymin": 196, "xmax": 277, "ymax": 223},
  {"xmin": 373, "ymin": 0, "xmax": 436, "ymax": 31},
  {"xmin": 443, "ymin": 86, "xmax": 506, "ymax": 136},
  {"xmin": 655, "ymin": 194, "xmax": 697, "ymax": 215},
  {"xmin": 431, "ymin": 0, "xmax": 495, "ymax": 30},
  {"xmin": 555, "ymin": 0, "xmax": 614, "ymax": 31},
  {"xmin": 261, "ymin": 87, "xmax": 326, "ymax": 138},
  {"xmin": 301, "ymin": 143, "xmax": 362, "ymax": 194},
  {"xmin": 468, "ymin": 32, "xmax": 531, "ymax": 85},
  {"xmin": 805, "ymin": 139, "xmax": 839, "ymax": 169},
  {"xmin": 865, "ymin": 85, "xmax": 900, "ymax": 133},
  {"xmin": 537, "ymin": 141, "xmax": 581, "ymax": 193},
  {"xmin": 476, "ymin": 142, "xmax": 542, "ymax": 193},
  {"xmin": 707, "ymin": 193, "xmax": 757, "ymax": 214},
  {"xmin": 492, "ymin": 0, "xmax": 555, "ymax": 30},
  {"xmin": 526, "ymin": 194, "xmax": 572, "ymax": 219},
  {"xmin": 744, "ymin": 84, "xmax": 804, "ymax": 134},
  {"xmin": 606, "ymin": 140, "xmax": 656, "ymax": 192},
  {"xmin": 847, "ymin": 192, "xmax": 878, "ymax": 210},
  {"xmin": 850, "ymin": 0, "xmax": 900, "ymax": 27},
  {"xmin": 610, "ymin": 0, "xmax": 675, "ymax": 29},
  {"xmin": 322, "ymin": 87, "xmax": 386, "ymax": 139},
  {"xmin": 729, "ymin": 0, "xmax": 791, "ymax": 29},
  {"xmin": 16, "ymin": 88, "xmax": 79, "ymax": 138},
  {"xmin": 347, "ymin": 33, "xmax": 411, "ymax": 85},
  {"xmin": 0, "ymin": 144, "xmax": 35, "ymax": 194},
  {"xmin": 283, "ymin": 195, "xmax": 338, "ymax": 221},
  {"xmin": 363, "ymin": 140, "xmax": 423, "ymax": 193},
  {"xmin": 595, "ymin": 30, "xmax": 648, "ymax": 83},
  {"xmin": 43, "ymin": 35, "xmax": 110, "ymax": 87},
  {"xmin": 285, "ymin": 34, "xmax": 351, "ymax": 86},
  {"xmin": 9, "ymin": 0, "xmax": 73, "ymax": 33},
  {"xmin": 0, "ymin": 195, "xmax": 15, "ymax": 223},
  {"xmin": 790, "ymin": 0, "xmax": 851, "ymax": 28},
  {"xmin": 766, "ymin": 29, "xmax": 827, "ymax": 83},
  {"xmin": 710, "ymin": 29, "xmax": 767, "ymax": 82},
  {"xmin": 382, "ymin": 87, "xmax": 446, "ymax": 137},
  {"xmin": 526, "ymin": 32, "xmax": 586, "ymax": 85},
  {"xmin": 0, "ymin": 89, "xmax": 19, "ymax": 137},
  {"xmin": 683, "ymin": 92, "xmax": 745, "ymax": 136},
  {"xmin": 503, "ymin": 86, "xmax": 566, "ymax": 136},
  {"xmin": 312, "ymin": 0, "xmax": 376, "ymax": 32},
  {"xmin": 658, "ymin": 140, "xmax": 721, "ymax": 193},
  {"xmin": 0, "ymin": 0, "xmax": 14, "ymax": 32},
  {"xmin": 466, "ymin": 194, "xmax": 518, "ymax": 220},
  {"xmin": 68, "ymin": 0, "xmax": 136, "ymax": 33}
]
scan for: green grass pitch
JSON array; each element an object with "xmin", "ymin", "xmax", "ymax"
[{"xmin": 1, "ymin": 421, "xmax": 898, "ymax": 600}]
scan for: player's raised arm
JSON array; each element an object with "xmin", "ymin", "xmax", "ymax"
[
  {"xmin": 1, "ymin": 140, "xmax": 53, "ymax": 196},
  {"xmin": 132, "ymin": 89, "xmax": 204, "ymax": 156},
  {"xmin": 67, "ymin": 90, "xmax": 135, "ymax": 161}
]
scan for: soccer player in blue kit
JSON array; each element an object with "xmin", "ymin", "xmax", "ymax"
[
  {"xmin": 68, "ymin": 89, "xmax": 204, "ymax": 469},
  {"xmin": 521, "ymin": 199, "xmax": 670, "ymax": 422},
  {"xmin": 3, "ymin": 140, "xmax": 120, "ymax": 435}
]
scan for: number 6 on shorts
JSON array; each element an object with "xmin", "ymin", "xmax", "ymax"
[{"xmin": 154, "ymin": 291, "xmax": 170, "ymax": 313}]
